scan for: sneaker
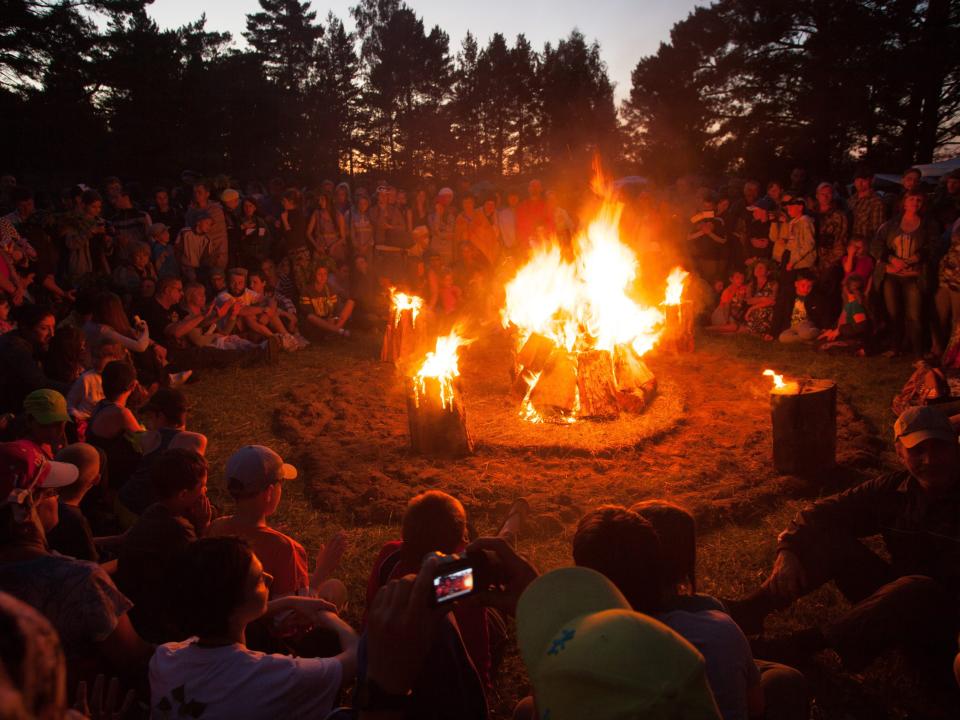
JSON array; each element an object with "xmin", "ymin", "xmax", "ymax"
[{"xmin": 168, "ymin": 370, "xmax": 193, "ymax": 388}]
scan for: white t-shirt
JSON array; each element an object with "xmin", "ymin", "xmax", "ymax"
[{"xmin": 149, "ymin": 639, "xmax": 342, "ymax": 720}]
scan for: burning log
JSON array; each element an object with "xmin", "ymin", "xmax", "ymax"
[
  {"xmin": 613, "ymin": 346, "xmax": 658, "ymax": 413},
  {"xmin": 381, "ymin": 290, "xmax": 426, "ymax": 365},
  {"xmin": 576, "ymin": 350, "xmax": 620, "ymax": 420},
  {"xmin": 406, "ymin": 332, "xmax": 474, "ymax": 457},
  {"xmin": 406, "ymin": 378, "xmax": 473, "ymax": 457},
  {"xmin": 661, "ymin": 268, "xmax": 694, "ymax": 353},
  {"xmin": 528, "ymin": 350, "xmax": 579, "ymax": 419},
  {"xmin": 767, "ymin": 373, "xmax": 836, "ymax": 475}
]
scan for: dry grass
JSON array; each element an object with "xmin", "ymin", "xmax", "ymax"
[{"xmin": 183, "ymin": 329, "xmax": 959, "ymax": 719}]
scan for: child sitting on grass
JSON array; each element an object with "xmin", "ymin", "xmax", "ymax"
[
  {"xmin": 818, "ymin": 274, "xmax": 871, "ymax": 355},
  {"xmin": 708, "ymin": 269, "xmax": 749, "ymax": 332},
  {"xmin": 208, "ymin": 444, "xmax": 347, "ymax": 605}
]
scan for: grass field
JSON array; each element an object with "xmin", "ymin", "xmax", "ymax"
[{"xmin": 184, "ymin": 329, "xmax": 959, "ymax": 719}]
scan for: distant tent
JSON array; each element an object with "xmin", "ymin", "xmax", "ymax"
[{"xmin": 912, "ymin": 157, "xmax": 960, "ymax": 178}]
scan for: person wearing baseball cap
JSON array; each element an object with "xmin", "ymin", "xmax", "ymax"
[
  {"xmin": 727, "ymin": 404, "xmax": 960, "ymax": 674},
  {"xmin": 22, "ymin": 389, "xmax": 70, "ymax": 458},
  {"xmin": 517, "ymin": 567, "xmax": 721, "ymax": 720},
  {"xmin": 207, "ymin": 445, "xmax": 327, "ymax": 600}
]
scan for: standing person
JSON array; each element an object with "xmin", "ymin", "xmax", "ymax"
[
  {"xmin": 887, "ymin": 167, "xmax": 925, "ymax": 218},
  {"xmin": 185, "ymin": 179, "xmax": 228, "ymax": 272},
  {"xmin": 877, "ymin": 190, "xmax": 940, "ymax": 356},
  {"xmin": 370, "ymin": 186, "xmax": 407, "ymax": 282},
  {"xmin": 307, "ymin": 193, "xmax": 344, "ymax": 261},
  {"xmin": 110, "ymin": 187, "xmax": 151, "ymax": 264},
  {"xmin": 410, "ymin": 188, "xmax": 431, "ymax": 231},
  {"xmin": 516, "ymin": 179, "xmax": 551, "ymax": 248},
  {"xmin": 498, "ymin": 189, "xmax": 520, "ymax": 256},
  {"xmin": 175, "ymin": 211, "xmax": 213, "ymax": 284},
  {"xmin": 278, "ymin": 189, "xmax": 309, "ymax": 260},
  {"xmin": 63, "ymin": 190, "xmax": 104, "ymax": 284},
  {"xmin": 932, "ymin": 169, "xmax": 960, "ymax": 231},
  {"xmin": 813, "ymin": 182, "xmax": 849, "ymax": 320},
  {"xmin": 237, "ymin": 197, "xmax": 272, "ymax": 269},
  {"xmin": 346, "ymin": 193, "xmax": 375, "ymax": 266},
  {"xmin": 220, "ymin": 189, "xmax": 243, "ymax": 269},
  {"xmin": 688, "ymin": 193, "xmax": 729, "ymax": 290},
  {"xmin": 149, "ymin": 186, "xmax": 183, "ymax": 238},
  {"xmin": 849, "ymin": 166, "xmax": 886, "ymax": 244},
  {"xmin": 428, "ymin": 188, "xmax": 457, "ymax": 266},
  {"xmin": 937, "ymin": 219, "xmax": 960, "ymax": 352}
]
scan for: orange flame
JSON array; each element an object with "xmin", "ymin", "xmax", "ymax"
[
  {"xmin": 389, "ymin": 287, "xmax": 423, "ymax": 328},
  {"xmin": 763, "ymin": 369, "xmax": 786, "ymax": 390},
  {"xmin": 502, "ymin": 161, "xmax": 682, "ymax": 422},
  {"xmin": 663, "ymin": 267, "xmax": 689, "ymax": 306},
  {"xmin": 414, "ymin": 331, "xmax": 471, "ymax": 410}
]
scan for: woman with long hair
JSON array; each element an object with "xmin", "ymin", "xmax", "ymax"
[{"xmin": 307, "ymin": 192, "xmax": 345, "ymax": 261}]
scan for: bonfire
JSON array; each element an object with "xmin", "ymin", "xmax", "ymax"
[{"xmin": 501, "ymin": 169, "xmax": 686, "ymax": 423}]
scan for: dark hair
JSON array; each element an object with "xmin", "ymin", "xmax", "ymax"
[
  {"xmin": 795, "ymin": 269, "xmax": 816, "ymax": 283},
  {"xmin": 143, "ymin": 388, "xmax": 187, "ymax": 426},
  {"xmin": 401, "ymin": 490, "xmax": 467, "ymax": 563},
  {"xmin": 572, "ymin": 505, "xmax": 663, "ymax": 613},
  {"xmin": 903, "ymin": 167, "xmax": 922, "ymax": 178},
  {"xmin": 248, "ymin": 269, "xmax": 265, "ymax": 284},
  {"xmin": 156, "ymin": 276, "xmax": 181, "ymax": 295},
  {"xmin": 631, "ymin": 500, "xmax": 698, "ymax": 594},
  {"xmin": 282, "ymin": 188, "xmax": 300, "ymax": 206},
  {"xmin": 80, "ymin": 189, "xmax": 102, "ymax": 206},
  {"xmin": 101, "ymin": 360, "xmax": 136, "ymax": 399},
  {"xmin": 92, "ymin": 292, "xmax": 133, "ymax": 337},
  {"xmin": 179, "ymin": 537, "xmax": 254, "ymax": 637},
  {"xmin": 193, "ymin": 178, "xmax": 212, "ymax": 193},
  {"xmin": 10, "ymin": 187, "xmax": 33, "ymax": 204},
  {"xmin": 44, "ymin": 326, "xmax": 85, "ymax": 384},
  {"xmin": 11, "ymin": 303, "xmax": 54, "ymax": 331},
  {"xmin": 853, "ymin": 164, "xmax": 873, "ymax": 180},
  {"xmin": 151, "ymin": 448, "xmax": 207, "ymax": 500},
  {"xmin": 0, "ymin": 291, "xmax": 9, "ymax": 307}
]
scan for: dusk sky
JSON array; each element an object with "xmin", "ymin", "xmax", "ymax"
[{"xmin": 146, "ymin": 0, "xmax": 704, "ymax": 103}]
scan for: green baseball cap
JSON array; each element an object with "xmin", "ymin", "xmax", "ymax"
[
  {"xmin": 23, "ymin": 390, "xmax": 70, "ymax": 425},
  {"xmin": 517, "ymin": 567, "xmax": 721, "ymax": 720}
]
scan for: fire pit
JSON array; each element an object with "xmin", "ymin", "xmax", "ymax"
[{"xmin": 500, "ymin": 173, "xmax": 688, "ymax": 424}]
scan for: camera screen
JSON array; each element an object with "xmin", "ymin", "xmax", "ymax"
[{"xmin": 433, "ymin": 566, "xmax": 475, "ymax": 604}]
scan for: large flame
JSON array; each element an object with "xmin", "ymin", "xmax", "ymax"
[
  {"xmin": 389, "ymin": 287, "xmax": 423, "ymax": 328},
  {"xmin": 502, "ymin": 163, "xmax": 686, "ymax": 422},
  {"xmin": 414, "ymin": 331, "xmax": 470, "ymax": 410}
]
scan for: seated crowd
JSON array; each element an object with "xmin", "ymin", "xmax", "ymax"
[{"xmin": 0, "ymin": 169, "xmax": 959, "ymax": 718}]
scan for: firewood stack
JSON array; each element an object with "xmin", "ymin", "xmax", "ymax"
[{"xmin": 513, "ymin": 333, "xmax": 657, "ymax": 422}]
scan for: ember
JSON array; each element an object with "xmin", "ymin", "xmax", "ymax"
[{"xmin": 502, "ymin": 167, "xmax": 681, "ymax": 423}]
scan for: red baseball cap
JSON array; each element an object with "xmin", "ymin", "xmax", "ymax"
[{"xmin": 0, "ymin": 441, "xmax": 78, "ymax": 501}]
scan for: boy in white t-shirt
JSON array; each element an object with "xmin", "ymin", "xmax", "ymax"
[{"xmin": 150, "ymin": 536, "xmax": 357, "ymax": 720}]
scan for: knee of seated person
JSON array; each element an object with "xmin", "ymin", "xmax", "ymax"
[{"xmin": 880, "ymin": 574, "xmax": 943, "ymax": 601}]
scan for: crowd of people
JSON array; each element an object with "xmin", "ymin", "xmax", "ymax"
[{"xmin": 0, "ymin": 166, "xmax": 959, "ymax": 719}]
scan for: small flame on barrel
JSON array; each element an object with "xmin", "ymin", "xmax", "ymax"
[
  {"xmin": 663, "ymin": 267, "xmax": 689, "ymax": 306},
  {"xmin": 414, "ymin": 331, "xmax": 470, "ymax": 410},
  {"xmin": 763, "ymin": 369, "xmax": 786, "ymax": 390},
  {"xmin": 389, "ymin": 287, "xmax": 424, "ymax": 328}
]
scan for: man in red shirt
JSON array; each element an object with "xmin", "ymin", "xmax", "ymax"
[{"xmin": 515, "ymin": 179, "xmax": 553, "ymax": 250}]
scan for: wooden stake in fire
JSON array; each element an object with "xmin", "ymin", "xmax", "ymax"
[
  {"xmin": 764, "ymin": 369, "xmax": 836, "ymax": 475},
  {"xmin": 381, "ymin": 288, "xmax": 427, "ymax": 365},
  {"xmin": 406, "ymin": 332, "xmax": 474, "ymax": 457},
  {"xmin": 662, "ymin": 267, "xmax": 694, "ymax": 353}
]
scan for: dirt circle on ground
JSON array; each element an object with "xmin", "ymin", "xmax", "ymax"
[{"xmin": 461, "ymin": 333, "xmax": 686, "ymax": 455}]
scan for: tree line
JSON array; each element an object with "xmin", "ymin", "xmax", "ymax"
[{"xmin": 2, "ymin": 0, "xmax": 957, "ymax": 188}]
